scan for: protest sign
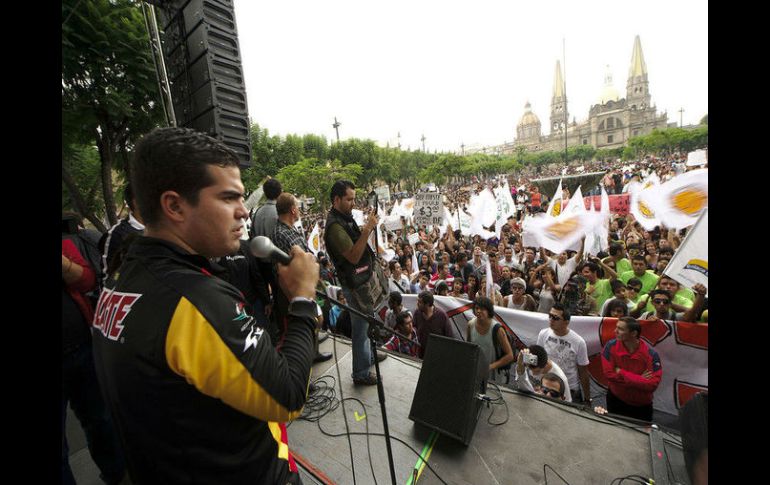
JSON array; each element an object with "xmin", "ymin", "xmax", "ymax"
[{"xmin": 414, "ymin": 192, "xmax": 444, "ymax": 226}]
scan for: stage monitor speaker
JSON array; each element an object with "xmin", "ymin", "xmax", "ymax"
[
  {"xmin": 408, "ymin": 334, "xmax": 487, "ymax": 446},
  {"xmin": 679, "ymin": 392, "xmax": 708, "ymax": 484},
  {"xmin": 154, "ymin": 0, "xmax": 252, "ymax": 166}
]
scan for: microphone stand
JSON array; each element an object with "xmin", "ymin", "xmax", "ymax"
[{"xmin": 316, "ymin": 289, "xmax": 420, "ymax": 485}]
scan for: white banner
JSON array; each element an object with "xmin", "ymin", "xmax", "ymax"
[
  {"xmin": 526, "ymin": 211, "xmax": 603, "ymax": 254},
  {"xmin": 665, "ymin": 207, "xmax": 708, "ymax": 292},
  {"xmin": 494, "ymin": 182, "xmax": 517, "ymax": 238},
  {"xmin": 374, "ymin": 185, "xmax": 391, "ymax": 203},
  {"xmin": 374, "ymin": 295, "xmax": 708, "ymax": 416},
  {"xmin": 408, "ymin": 232, "xmax": 421, "ymax": 246}
]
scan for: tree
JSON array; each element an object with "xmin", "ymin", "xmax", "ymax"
[
  {"xmin": 276, "ymin": 159, "xmax": 363, "ymax": 212},
  {"xmin": 62, "ymin": 0, "xmax": 164, "ymax": 229}
]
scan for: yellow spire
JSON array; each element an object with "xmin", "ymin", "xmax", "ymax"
[
  {"xmin": 553, "ymin": 60, "xmax": 564, "ymax": 99},
  {"xmin": 628, "ymin": 35, "xmax": 647, "ymax": 78}
]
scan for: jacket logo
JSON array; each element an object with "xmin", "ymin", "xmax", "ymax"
[
  {"xmin": 244, "ymin": 325, "xmax": 264, "ymax": 352},
  {"xmin": 93, "ymin": 289, "xmax": 142, "ymax": 341}
]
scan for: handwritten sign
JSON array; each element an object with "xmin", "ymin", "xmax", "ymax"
[
  {"xmin": 414, "ymin": 192, "xmax": 444, "ymax": 226},
  {"xmin": 581, "ymin": 194, "xmax": 630, "ymax": 215}
]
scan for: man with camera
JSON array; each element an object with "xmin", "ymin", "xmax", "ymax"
[
  {"xmin": 324, "ymin": 180, "xmax": 389, "ymax": 386},
  {"xmin": 514, "ymin": 345, "xmax": 572, "ymax": 402}
]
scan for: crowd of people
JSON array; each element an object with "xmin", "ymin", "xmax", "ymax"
[{"xmin": 62, "ymin": 125, "xmax": 706, "ymax": 483}]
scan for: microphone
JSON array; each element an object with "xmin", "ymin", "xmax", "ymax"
[{"xmin": 249, "ymin": 236, "xmax": 292, "ymax": 265}]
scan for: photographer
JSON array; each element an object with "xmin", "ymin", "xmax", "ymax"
[{"xmin": 513, "ymin": 345, "xmax": 572, "ymax": 402}]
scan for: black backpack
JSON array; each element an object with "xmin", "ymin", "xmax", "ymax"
[{"xmin": 492, "ymin": 322, "xmax": 517, "ymax": 373}]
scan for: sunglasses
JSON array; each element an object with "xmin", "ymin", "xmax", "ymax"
[
  {"xmin": 627, "ymin": 287, "xmax": 641, "ymax": 292},
  {"xmin": 540, "ymin": 387, "xmax": 561, "ymax": 398},
  {"xmin": 652, "ymin": 298, "xmax": 670, "ymax": 304},
  {"xmin": 548, "ymin": 314, "xmax": 563, "ymax": 321}
]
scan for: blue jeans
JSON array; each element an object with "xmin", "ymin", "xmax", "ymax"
[
  {"xmin": 62, "ymin": 343, "xmax": 126, "ymax": 485},
  {"xmin": 342, "ymin": 288, "xmax": 373, "ymax": 379}
]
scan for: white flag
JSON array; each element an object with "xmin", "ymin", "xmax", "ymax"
[
  {"xmin": 643, "ymin": 169, "xmax": 708, "ymax": 230},
  {"xmin": 546, "ymin": 179, "xmax": 564, "ymax": 218},
  {"xmin": 494, "ymin": 182, "xmax": 516, "ymax": 239},
  {"xmin": 631, "ymin": 173, "xmax": 662, "ymax": 230},
  {"xmin": 527, "ymin": 211, "xmax": 604, "ymax": 255},
  {"xmin": 485, "ymin": 259, "xmax": 493, "ymax": 299},
  {"xmin": 306, "ymin": 223, "xmax": 321, "ymax": 255},
  {"xmin": 562, "ymin": 185, "xmax": 585, "ymax": 217},
  {"xmin": 469, "ymin": 189, "xmax": 497, "ymax": 238},
  {"xmin": 664, "ymin": 208, "xmax": 708, "ymax": 292},
  {"xmin": 686, "ymin": 149, "xmax": 708, "ymax": 167}
]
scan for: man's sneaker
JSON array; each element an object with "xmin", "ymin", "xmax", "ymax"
[
  {"xmin": 353, "ymin": 373, "xmax": 378, "ymax": 386},
  {"xmin": 318, "ymin": 331, "xmax": 329, "ymax": 343}
]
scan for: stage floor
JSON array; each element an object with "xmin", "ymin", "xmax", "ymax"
[{"xmin": 289, "ymin": 335, "xmax": 689, "ymax": 485}]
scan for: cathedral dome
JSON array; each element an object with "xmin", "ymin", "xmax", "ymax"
[
  {"xmin": 518, "ymin": 101, "xmax": 540, "ymax": 126},
  {"xmin": 597, "ymin": 65, "xmax": 620, "ymax": 105}
]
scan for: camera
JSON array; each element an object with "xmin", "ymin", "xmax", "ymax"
[{"xmin": 522, "ymin": 353, "xmax": 539, "ymax": 366}]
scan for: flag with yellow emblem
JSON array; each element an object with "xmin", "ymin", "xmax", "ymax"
[
  {"xmin": 307, "ymin": 223, "xmax": 321, "ymax": 255},
  {"xmin": 664, "ymin": 207, "xmax": 708, "ymax": 292},
  {"xmin": 640, "ymin": 169, "xmax": 708, "ymax": 230},
  {"xmin": 630, "ymin": 173, "xmax": 662, "ymax": 230}
]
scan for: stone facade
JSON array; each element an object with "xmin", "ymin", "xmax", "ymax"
[{"xmin": 497, "ymin": 36, "xmax": 668, "ymax": 155}]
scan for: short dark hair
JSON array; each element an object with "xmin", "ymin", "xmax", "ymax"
[
  {"xmin": 631, "ymin": 254, "xmax": 646, "ymax": 264},
  {"xmin": 659, "ymin": 275, "xmax": 680, "ymax": 288},
  {"xmin": 619, "ymin": 316, "xmax": 641, "ymax": 338},
  {"xmin": 330, "ymin": 180, "xmax": 355, "ymax": 203},
  {"xmin": 610, "ymin": 279, "xmax": 626, "ymax": 292},
  {"xmin": 604, "ymin": 299, "xmax": 629, "ymax": 317},
  {"xmin": 275, "ymin": 192, "xmax": 296, "ymax": 215},
  {"xmin": 456, "ymin": 252, "xmax": 468, "ymax": 262},
  {"xmin": 649, "ymin": 289, "xmax": 672, "ymax": 301},
  {"xmin": 473, "ymin": 296, "xmax": 495, "ymax": 318},
  {"xmin": 609, "ymin": 243, "xmax": 624, "ymax": 256},
  {"xmin": 627, "ymin": 277, "xmax": 643, "ymax": 289},
  {"xmin": 131, "ymin": 127, "xmax": 240, "ymax": 226},
  {"xmin": 541, "ymin": 373, "xmax": 566, "ymax": 397},
  {"xmin": 418, "ymin": 291, "xmax": 434, "ymax": 307},
  {"xmin": 388, "ymin": 260, "xmax": 400, "ymax": 272},
  {"xmin": 435, "ymin": 281, "xmax": 449, "ymax": 294},
  {"xmin": 388, "ymin": 291, "xmax": 402, "ymax": 305},
  {"xmin": 263, "ymin": 178, "xmax": 283, "ymax": 200},
  {"xmin": 528, "ymin": 345, "xmax": 549, "ymax": 369},
  {"xmin": 395, "ymin": 311, "xmax": 412, "ymax": 331},
  {"xmin": 581, "ymin": 261, "xmax": 600, "ymax": 275},
  {"xmin": 551, "ymin": 302, "xmax": 571, "ymax": 321}
]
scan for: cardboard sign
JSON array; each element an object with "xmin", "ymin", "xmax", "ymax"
[{"xmin": 414, "ymin": 192, "xmax": 444, "ymax": 226}]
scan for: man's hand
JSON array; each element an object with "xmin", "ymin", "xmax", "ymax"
[
  {"xmin": 692, "ymin": 283, "xmax": 707, "ymax": 296},
  {"xmin": 278, "ymin": 246, "xmax": 319, "ymax": 300},
  {"xmin": 364, "ymin": 212, "xmax": 380, "ymax": 234}
]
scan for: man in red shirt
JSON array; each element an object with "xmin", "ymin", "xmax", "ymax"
[{"xmin": 601, "ymin": 317, "xmax": 662, "ymax": 421}]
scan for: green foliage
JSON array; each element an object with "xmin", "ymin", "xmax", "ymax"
[
  {"xmin": 62, "ymin": 0, "xmax": 163, "ymax": 226},
  {"xmin": 699, "ymin": 114, "xmax": 708, "ymax": 125},
  {"xmin": 276, "ymin": 159, "xmax": 362, "ymax": 211}
]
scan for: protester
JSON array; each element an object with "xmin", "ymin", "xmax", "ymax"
[
  {"xmin": 465, "ymin": 296, "xmax": 514, "ymax": 383},
  {"xmin": 514, "ymin": 345, "xmax": 572, "ymax": 402},
  {"xmin": 601, "ymin": 317, "xmax": 662, "ymax": 421},
  {"xmin": 414, "ymin": 291, "xmax": 455, "ymax": 358}
]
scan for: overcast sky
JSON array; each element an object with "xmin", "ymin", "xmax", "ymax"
[{"xmin": 233, "ymin": 0, "xmax": 707, "ymax": 154}]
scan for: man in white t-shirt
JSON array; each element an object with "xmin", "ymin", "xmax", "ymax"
[
  {"xmin": 514, "ymin": 345, "xmax": 572, "ymax": 402},
  {"xmin": 542, "ymin": 237, "xmax": 584, "ymax": 286},
  {"xmin": 537, "ymin": 303, "xmax": 592, "ymax": 405},
  {"xmin": 388, "ymin": 260, "xmax": 411, "ymax": 294}
]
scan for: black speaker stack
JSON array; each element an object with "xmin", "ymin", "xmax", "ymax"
[
  {"xmin": 409, "ymin": 334, "xmax": 488, "ymax": 446},
  {"xmin": 153, "ymin": 0, "xmax": 252, "ymax": 166}
]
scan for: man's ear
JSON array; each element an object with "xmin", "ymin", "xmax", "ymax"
[{"xmin": 160, "ymin": 191, "xmax": 186, "ymax": 223}]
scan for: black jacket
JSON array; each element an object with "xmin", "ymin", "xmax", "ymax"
[{"xmin": 91, "ymin": 237, "xmax": 315, "ymax": 484}]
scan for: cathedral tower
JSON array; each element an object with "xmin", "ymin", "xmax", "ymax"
[
  {"xmin": 626, "ymin": 35, "xmax": 651, "ymax": 110},
  {"xmin": 550, "ymin": 60, "xmax": 568, "ymax": 134}
]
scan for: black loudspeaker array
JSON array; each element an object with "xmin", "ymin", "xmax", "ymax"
[
  {"xmin": 409, "ymin": 334, "xmax": 488, "ymax": 446},
  {"xmin": 154, "ymin": 0, "xmax": 251, "ymax": 166}
]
